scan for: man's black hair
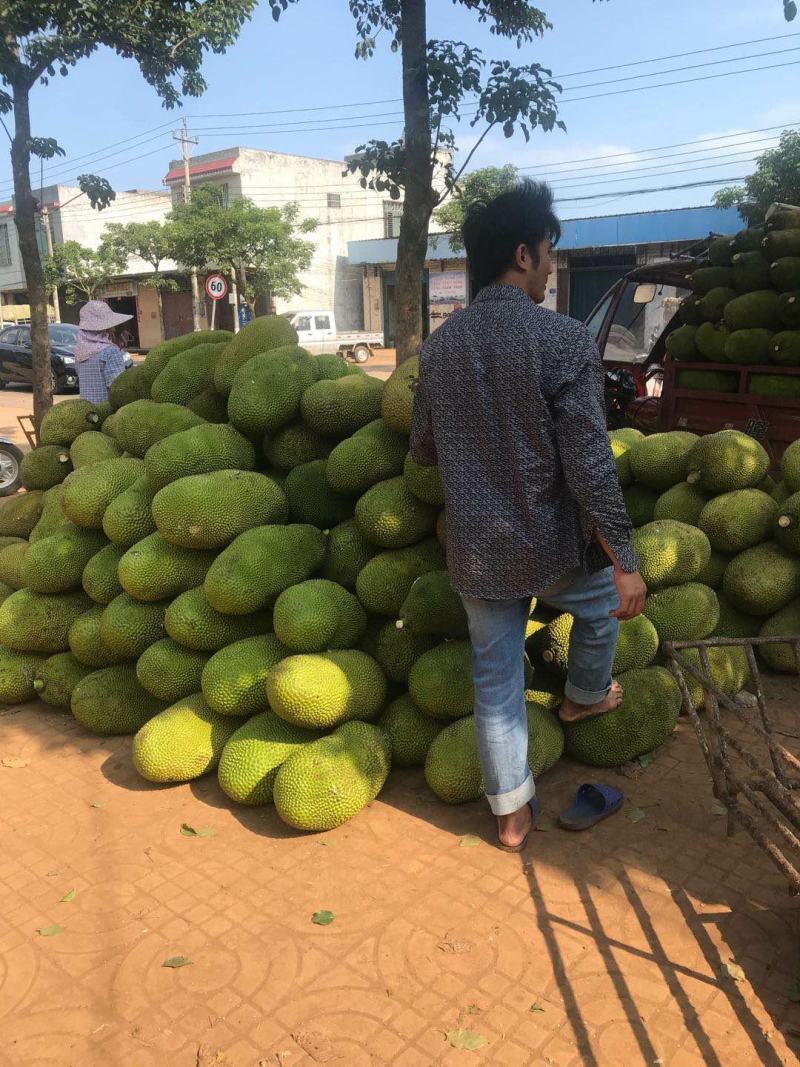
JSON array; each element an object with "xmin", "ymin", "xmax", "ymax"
[{"xmin": 462, "ymin": 179, "xmax": 561, "ymax": 290}]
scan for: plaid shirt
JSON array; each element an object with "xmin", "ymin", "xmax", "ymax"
[
  {"xmin": 411, "ymin": 284, "xmax": 638, "ymax": 601},
  {"xmin": 76, "ymin": 343, "xmax": 127, "ymax": 403}
]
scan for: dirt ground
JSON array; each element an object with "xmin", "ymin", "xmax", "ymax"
[{"xmin": 1, "ymin": 674, "xmax": 800, "ymax": 1067}]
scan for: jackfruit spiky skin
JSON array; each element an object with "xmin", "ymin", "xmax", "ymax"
[
  {"xmin": 698, "ymin": 490, "xmax": 778, "ymax": 554},
  {"xmin": 0, "ymin": 646, "xmax": 47, "ymax": 704},
  {"xmin": 204, "ymin": 524, "xmax": 327, "ymax": 615},
  {"xmin": 397, "ymin": 569, "xmax": 468, "ymax": 638},
  {"xmin": 143, "ymin": 329, "xmax": 233, "ymax": 383},
  {"xmin": 40, "ymin": 399, "xmax": 102, "ymax": 446},
  {"xmin": 677, "ymin": 647, "xmax": 751, "ymax": 710},
  {"xmin": 165, "ymin": 587, "xmax": 272, "ymax": 651},
  {"xmin": 676, "ymin": 370, "xmax": 738, "ymax": 393},
  {"xmin": 730, "ymin": 251, "xmax": 771, "ymax": 293},
  {"xmin": 628, "ymin": 432, "xmax": 699, "ymax": 491},
  {"xmin": 355, "ymin": 476, "xmax": 437, "ymax": 549},
  {"xmin": 771, "ymin": 256, "xmax": 800, "ymax": 293},
  {"xmin": 273, "ymin": 579, "xmax": 367, "ymax": 652},
  {"xmin": 774, "ymin": 491, "xmax": 800, "ymax": 553},
  {"xmin": 100, "ymin": 593, "xmax": 169, "ymax": 660},
  {"xmin": 118, "ymin": 533, "xmax": 216, "ymax": 602},
  {"xmin": 780, "ymin": 292, "xmax": 800, "ymax": 329},
  {"xmin": 408, "ymin": 640, "xmax": 473, "ymax": 720},
  {"xmin": 213, "ymin": 315, "xmax": 298, "ymax": 396},
  {"xmin": 111, "ymin": 400, "xmax": 206, "ymax": 458},
  {"xmin": 284, "ymin": 460, "xmax": 354, "ymax": 528},
  {"xmin": 690, "ymin": 266, "xmax": 733, "ymax": 294},
  {"xmin": 781, "ymin": 439, "xmax": 800, "ymax": 494},
  {"xmin": 622, "ymin": 484, "xmax": 659, "ymax": 528},
  {"xmin": 101, "ymin": 476, "xmax": 157, "ymax": 547},
  {"xmin": 564, "ymin": 666, "xmax": 681, "ymax": 767},
  {"xmin": 312, "ymin": 353, "xmax": 365, "ymax": 381},
  {"xmin": 136, "ymin": 638, "xmax": 209, "ymax": 703},
  {"xmin": 71, "ymin": 665, "xmax": 166, "ymax": 736},
  {"xmin": 62, "ymin": 458, "xmax": 145, "ymax": 529},
  {"xmin": 107, "ymin": 363, "xmax": 154, "ymax": 410},
  {"xmin": 724, "ymin": 329, "xmax": 774, "ymax": 365},
  {"xmin": 708, "ymin": 236, "xmax": 734, "ymax": 266},
  {"xmin": 403, "ymin": 453, "xmax": 445, "ymax": 506},
  {"xmin": 186, "ymin": 387, "xmax": 228, "ymax": 423},
  {"xmin": 132, "ymin": 693, "xmax": 242, "ymax": 783},
  {"xmin": 29, "ymin": 485, "xmax": 68, "ymax": 543},
  {"xmin": 758, "ymin": 599, "xmax": 800, "ymax": 671},
  {"xmin": 82, "ymin": 543, "xmax": 125, "ymax": 604},
  {"xmin": 713, "ymin": 592, "xmax": 763, "ymax": 638},
  {"xmin": 325, "ymin": 420, "xmax": 408, "ymax": 496},
  {"xmin": 69, "ymin": 430, "xmax": 122, "ymax": 468},
  {"xmin": 22, "ymin": 526, "xmax": 108, "ymax": 594},
  {"xmin": 723, "ymin": 290, "xmax": 782, "ymax": 332},
  {"xmin": 217, "ymin": 710, "xmax": 318, "ymax": 806},
  {"xmin": 381, "ymin": 356, "xmax": 418, "ymax": 434},
  {"xmin": 144, "ymin": 423, "xmax": 256, "ymax": 491},
  {"xmin": 613, "ymin": 615, "xmax": 660, "ymax": 673},
  {"xmin": 355, "ymin": 538, "xmax": 445, "ymax": 616},
  {"xmin": 723, "ymin": 542, "xmax": 800, "ymax": 617},
  {"xmin": 699, "ymin": 286, "xmax": 737, "ymax": 322},
  {"xmin": 267, "ymin": 649, "xmax": 387, "ymax": 730},
  {"xmin": 322, "ymin": 518, "xmax": 378, "ymax": 589},
  {"xmin": 20, "ymin": 445, "xmax": 72, "ymax": 491},
  {"xmin": 610, "ymin": 438, "xmax": 632, "ymax": 487},
  {"xmin": 643, "ymin": 583, "xmax": 720, "ymax": 642},
  {"xmin": 539, "ymin": 613, "xmax": 573, "ymax": 677},
  {"xmin": 152, "ymin": 470, "xmax": 288, "ymax": 550},
  {"xmin": 694, "ymin": 322, "xmax": 730, "ymax": 362},
  {"xmin": 227, "ymin": 348, "xmax": 316, "ymax": 437},
  {"xmin": 372, "ymin": 619, "xmax": 437, "ymax": 684},
  {"xmin": 733, "ymin": 227, "xmax": 766, "ymax": 254},
  {"xmin": 632, "ymin": 520, "xmax": 711, "ymax": 589},
  {"xmin": 273, "ymin": 720, "xmax": 391, "ymax": 830},
  {"xmin": 201, "ymin": 634, "xmax": 287, "ymax": 717},
  {"xmin": 68, "ymin": 604, "xmax": 127, "ymax": 668},
  {"xmin": 686, "ymin": 429, "xmax": 770, "ymax": 494},
  {"xmin": 378, "ymin": 694, "xmax": 442, "ymax": 767},
  {"xmin": 770, "ymin": 331, "xmax": 800, "ymax": 367},
  {"xmin": 0, "ymin": 541, "xmax": 29, "ymax": 589},
  {"xmin": 653, "ymin": 482, "xmax": 711, "ymax": 526},
  {"xmin": 750, "ymin": 374, "xmax": 800, "ymax": 400},
  {"xmin": 150, "ymin": 342, "xmax": 228, "ymax": 405},
  {"xmin": 33, "ymin": 652, "xmax": 92, "ymax": 708},
  {"xmin": 263, "ymin": 422, "xmax": 334, "ymax": 471},
  {"xmin": 667, "ymin": 324, "xmax": 697, "ymax": 361},
  {"xmin": 301, "ymin": 374, "xmax": 385, "ymax": 438},
  {"xmin": 696, "ymin": 549, "xmax": 732, "ymax": 590},
  {"xmin": 0, "ymin": 589, "xmax": 92, "ymax": 654},
  {"xmin": 0, "ymin": 490, "xmax": 44, "ymax": 539}
]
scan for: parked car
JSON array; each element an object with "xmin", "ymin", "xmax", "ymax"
[
  {"xmin": 282, "ymin": 310, "xmax": 384, "ymax": 363},
  {"xmin": 0, "ymin": 322, "xmax": 133, "ymax": 393}
]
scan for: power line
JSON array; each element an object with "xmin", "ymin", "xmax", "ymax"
[{"xmin": 554, "ymin": 174, "xmax": 751, "ymax": 204}]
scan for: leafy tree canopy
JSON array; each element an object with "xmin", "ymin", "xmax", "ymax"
[
  {"xmin": 42, "ymin": 239, "xmax": 126, "ymax": 303},
  {"xmin": 434, "ymin": 163, "xmax": 520, "ymax": 250},
  {"xmin": 714, "ymin": 130, "xmax": 800, "ymax": 223},
  {"xmin": 102, "ymin": 221, "xmax": 178, "ymax": 291}
]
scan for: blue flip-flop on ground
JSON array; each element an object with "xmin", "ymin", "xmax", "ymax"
[
  {"xmin": 497, "ymin": 795, "xmax": 539, "ymax": 853},
  {"xmin": 558, "ymin": 783, "xmax": 624, "ymax": 831}
]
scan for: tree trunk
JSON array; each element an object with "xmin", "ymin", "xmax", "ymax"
[
  {"xmin": 11, "ymin": 83, "xmax": 53, "ymax": 435},
  {"xmin": 156, "ymin": 287, "xmax": 165, "ymax": 341},
  {"xmin": 394, "ymin": 0, "xmax": 435, "ymax": 366}
]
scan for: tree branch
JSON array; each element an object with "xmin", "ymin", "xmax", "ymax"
[{"xmin": 448, "ymin": 120, "xmax": 497, "ymax": 190}]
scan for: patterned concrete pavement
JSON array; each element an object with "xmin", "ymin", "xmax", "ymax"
[{"xmin": 1, "ymin": 682, "xmax": 799, "ymax": 1067}]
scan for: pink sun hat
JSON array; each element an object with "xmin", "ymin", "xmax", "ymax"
[{"xmin": 78, "ymin": 300, "xmax": 133, "ymax": 333}]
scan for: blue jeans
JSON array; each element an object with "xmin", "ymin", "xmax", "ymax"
[{"xmin": 460, "ymin": 567, "xmax": 620, "ymax": 816}]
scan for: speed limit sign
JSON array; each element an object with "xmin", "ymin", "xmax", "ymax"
[{"xmin": 205, "ymin": 274, "xmax": 228, "ymax": 301}]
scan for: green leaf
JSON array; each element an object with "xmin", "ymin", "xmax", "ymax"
[
  {"xmin": 59, "ymin": 890, "xmax": 76, "ymax": 903},
  {"xmin": 37, "ymin": 924, "xmax": 64, "ymax": 937},
  {"xmin": 534, "ymin": 816, "xmax": 556, "ymax": 833},
  {"xmin": 446, "ymin": 1029, "xmax": 489, "ymax": 1051},
  {"xmin": 627, "ymin": 807, "xmax": 646, "ymax": 824},
  {"xmin": 720, "ymin": 961, "xmax": 746, "ymax": 983},
  {"xmin": 459, "ymin": 834, "xmax": 481, "ymax": 848},
  {"xmin": 312, "ymin": 910, "xmax": 334, "ymax": 926},
  {"xmin": 88, "ymin": 801, "xmax": 105, "ymax": 808},
  {"xmin": 180, "ymin": 823, "xmax": 215, "ymax": 837},
  {"xmin": 634, "ymin": 752, "xmax": 653, "ymax": 769},
  {"xmin": 530, "ymin": 1002, "xmax": 545, "ymax": 1013},
  {"xmin": 711, "ymin": 803, "xmax": 727, "ymax": 817},
  {"xmin": 162, "ymin": 956, "xmax": 192, "ymax": 968}
]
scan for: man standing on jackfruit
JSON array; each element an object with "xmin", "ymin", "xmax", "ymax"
[{"xmin": 411, "ymin": 180, "xmax": 646, "ymax": 852}]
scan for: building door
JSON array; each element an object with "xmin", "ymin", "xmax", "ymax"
[
  {"xmin": 569, "ymin": 265, "xmax": 633, "ymax": 323},
  {"xmin": 106, "ymin": 296, "xmax": 139, "ymax": 348},
  {"xmin": 162, "ymin": 291, "xmax": 194, "ymax": 339}
]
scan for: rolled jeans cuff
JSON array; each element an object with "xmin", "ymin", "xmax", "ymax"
[
  {"xmin": 565, "ymin": 678, "xmax": 612, "ymax": 705},
  {"xmin": 485, "ymin": 770, "xmax": 535, "ymax": 817}
]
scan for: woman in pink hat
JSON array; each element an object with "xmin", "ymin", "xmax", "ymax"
[{"xmin": 75, "ymin": 300, "xmax": 133, "ymax": 403}]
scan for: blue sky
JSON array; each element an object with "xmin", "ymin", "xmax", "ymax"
[{"xmin": 2, "ymin": 0, "xmax": 799, "ymax": 220}]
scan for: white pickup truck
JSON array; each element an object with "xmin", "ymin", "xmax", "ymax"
[{"xmin": 282, "ymin": 310, "xmax": 384, "ymax": 363}]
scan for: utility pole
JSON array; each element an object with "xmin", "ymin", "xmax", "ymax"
[
  {"xmin": 40, "ymin": 205, "xmax": 61, "ymax": 322},
  {"xmin": 173, "ymin": 118, "xmax": 202, "ymax": 332}
]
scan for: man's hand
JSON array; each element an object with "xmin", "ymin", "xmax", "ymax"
[{"xmin": 611, "ymin": 569, "xmax": 647, "ymax": 621}]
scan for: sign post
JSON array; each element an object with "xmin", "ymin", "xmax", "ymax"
[{"xmin": 204, "ymin": 274, "xmax": 229, "ymax": 330}]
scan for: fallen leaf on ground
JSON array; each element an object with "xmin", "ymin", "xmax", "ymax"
[
  {"xmin": 89, "ymin": 801, "xmax": 105, "ymax": 808},
  {"xmin": 710, "ymin": 803, "xmax": 727, "ymax": 817},
  {"xmin": 292, "ymin": 1029, "xmax": 337, "ymax": 1062},
  {"xmin": 59, "ymin": 889, "xmax": 76, "ymax": 903},
  {"xmin": 311, "ymin": 910, "xmax": 334, "ymax": 926},
  {"xmin": 530, "ymin": 1002, "xmax": 545, "ymax": 1013},
  {"xmin": 634, "ymin": 752, "xmax": 654, "ymax": 768},
  {"xmin": 464, "ymin": 1004, "xmax": 481, "ymax": 1014},
  {"xmin": 437, "ymin": 937, "xmax": 472, "ymax": 954},
  {"xmin": 2, "ymin": 756, "xmax": 29, "ymax": 768},
  {"xmin": 446, "ymin": 1029, "xmax": 489, "ymax": 1051},
  {"xmin": 720, "ymin": 961, "xmax": 746, "ymax": 983},
  {"xmin": 162, "ymin": 956, "xmax": 192, "ymax": 968},
  {"xmin": 180, "ymin": 823, "xmax": 215, "ymax": 837},
  {"xmin": 459, "ymin": 834, "xmax": 481, "ymax": 848},
  {"xmin": 534, "ymin": 816, "xmax": 556, "ymax": 833},
  {"xmin": 627, "ymin": 807, "xmax": 646, "ymax": 824},
  {"xmin": 37, "ymin": 924, "xmax": 64, "ymax": 937}
]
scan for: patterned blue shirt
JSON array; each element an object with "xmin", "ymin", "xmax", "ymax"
[
  {"xmin": 76, "ymin": 343, "xmax": 127, "ymax": 403},
  {"xmin": 410, "ymin": 284, "xmax": 638, "ymax": 601}
]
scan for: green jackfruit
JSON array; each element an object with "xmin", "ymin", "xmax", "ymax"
[
  {"xmin": 40, "ymin": 399, "xmax": 102, "ymax": 446},
  {"xmin": 356, "ymin": 538, "xmax": 445, "ymax": 615},
  {"xmin": 312, "ymin": 353, "xmax": 365, "ymax": 380},
  {"xmin": 774, "ymin": 490, "xmax": 800, "ymax": 553},
  {"xmin": 107, "ymin": 362, "xmax": 153, "ymax": 410},
  {"xmin": 325, "ymin": 420, "xmax": 407, "ymax": 496},
  {"xmin": 218, "ymin": 710, "xmax": 317, "ymax": 806},
  {"xmin": 152, "ymin": 470, "xmax": 287, "ymax": 550},
  {"xmin": 698, "ymin": 490, "xmax": 777, "ymax": 553},
  {"xmin": 733, "ymin": 228, "xmax": 766, "ymax": 254},
  {"xmin": 273, "ymin": 720, "xmax": 391, "ymax": 831},
  {"xmin": 267, "ymin": 649, "xmax": 386, "ymax": 729},
  {"xmin": 71, "ymin": 664, "xmax": 166, "ymax": 735},
  {"xmin": 144, "ymin": 423, "xmax": 256, "ymax": 491},
  {"xmin": 69, "ymin": 430, "xmax": 122, "ymax": 468},
  {"xmin": 613, "ymin": 615, "xmax": 659, "ymax": 672},
  {"xmin": 0, "ymin": 541, "xmax": 28, "ymax": 589},
  {"xmin": 622, "ymin": 484, "xmax": 659, "ymax": 527},
  {"xmin": 676, "ymin": 370, "xmax": 738, "ymax": 393},
  {"xmin": 284, "ymin": 459, "xmax": 353, "ymax": 528},
  {"xmin": 273, "ymin": 579, "xmax": 366, "ymax": 652},
  {"xmin": 679, "ymin": 294, "xmax": 706, "ymax": 326},
  {"xmin": 150, "ymin": 342, "xmax": 228, "ymax": 405},
  {"xmin": 750, "ymin": 373, "xmax": 800, "ymax": 399},
  {"xmin": 201, "ymin": 634, "xmax": 286, "ymax": 717},
  {"xmin": 686, "ymin": 429, "xmax": 770, "ymax": 493},
  {"xmin": 758, "ymin": 600, "xmax": 800, "ymax": 671},
  {"xmin": 610, "ymin": 428, "xmax": 644, "ymax": 449},
  {"xmin": 0, "ymin": 588, "xmax": 91, "ymax": 654},
  {"xmin": 723, "ymin": 542, "xmax": 800, "ymax": 616},
  {"xmin": 666, "ymin": 324, "xmax": 698, "ymax": 362},
  {"xmin": 117, "ymin": 533, "xmax": 215, "ymax": 602},
  {"xmin": 763, "ymin": 229, "xmax": 800, "ymax": 259},
  {"xmin": 564, "ymin": 666, "xmax": 681, "ymax": 766},
  {"xmin": 22, "ymin": 526, "xmax": 107, "ymax": 594},
  {"xmin": 62, "ymin": 457, "xmax": 145, "ymax": 528},
  {"xmin": 694, "ymin": 322, "xmax": 729, "ymax": 362},
  {"xmin": 100, "ymin": 593, "xmax": 168, "ymax": 659},
  {"xmin": 643, "ymin": 583, "xmax": 719, "ymax": 642},
  {"xmin": 713, "ymin": 592, "xmax": 762, "ymax": 638},
  {"xmin": 772, "ymin": 479, "xmax": 792, "ymax": 504},
  {"xmin": 372, "ymin": 620, "xmax": 437, "ymax": 684},
  {"xmin": 165, "ymin": 587, "xmax": 272, "ymax": 651},
  {"xmin": 378, "ymin": 694, "xmax": 441, "ymax": 767},
  {"xmin": 356, "ymin": 476, "xmax": 437, "ymax": 549},
  {"xmin": 382, "ymin": 357, "xmax": 418, "ymax": 433},
  {"xmin": 766, "ymin": 209, "xmax": 800, "ymax": 231},
  {"xmin": 677, "ymin": 646, "xmax": 750, "ymax": 709},
  {"xmin": 101, "ymin": 475, "xmax": 156, "ymax": 547},
  {"xmin": 397, "ymin": 569, "xmax": 468, "ymax": 638},
  {"xmin": 724, "ymin": 290, "xmax": 781, "ymax": 332},
  {"xmin": 653, "ymin": 482, "xmax": 710, "ymax": 525},
  {"xmin": 264, "ymin": 422, "xmax": 334, "ymax": 471},
  {"xmin": 136, "ymin": 638, "xmax": 209, "ymax": 703},
  {"xmin": 0, "ymin": 646, "xmax": 46, "ymax": 704},
  {"xmin": 730, "ymin": 251, "xmax": 771, "ymax": 292},
  {"xmin": 228, "ymin": 348, "xmax": 316, "ymax": 437},
  {"xmin": 724, "ymin": 329, "xmax": 773, "ymax": 365},
  {"xmin": 708, "ymin": 236, "xmax": 734, "ymax": 265},
  {"xmin": 213, "ymin": 315, "xmax": 298, "ymax": 396},
  {"xmin": 204, "ymin": 524, "xmax": 326, "ymax": 615},
  {"xmin": 539, "ymin": 613, "xmax": 573, "ymax": 677},
  {"xmin": 403, "ymin": 454, "xmax": 445, "ymax": 507},
  {"xmin": 628, "ymin": 431, "xmax": 699, "ymax": 491},
  {"xmin": 82, "ymin": 543, "xmax": 125, "ymax": 604},
  {"xmin": 770, "ymin": 257, "xmax": 800, "ymax": 292},
  {"xmin": 779, "ymin": 292, "xmax": 800, "ymax": 329},
  {"xmin": 610, "ymin": 438, "xmax": 632, "ymax": 487},
  {"xmin": 408, "ymin": 640, "xmax": 472, "ymax": 720},
  {"xmin": 29, "ymin": 485, "xmax": 67, "ymax": 543},
  {"xmin": 132, "ymin": 693, "xmax": 241, "ymax": 782},
  {"xmin": 699, "ymin": 286, "xmax": 736, "ymax": 322},
  {"xmin": 68, "ymin": 604, "xmax": 126, "ymax": 667},
  {"xmin": 20, "ymin": 445, "xmax": 72, "ymax": 491},
  {"xmin": 322, "ymin": 518, "xmax": 377, "ymax": 589},
  {"xmin": 186, "ymin": 387, "xmax": 228, "ymax": 423},
  {"xmin": 301, "ymin": 374, "xmax": 384, "ymax": 438},
  {"xmin": 633, "ymin": 520, "xmax": 711, "ymax": 589},
  {"xmin": 0, "ymin": 490, "xmax": 44, "ymax": 538},
  {"xmin": 770, "ymin": 332, "xmax": 800, "ymax": 366},
  {"xmin": 0, "ymin": 579, "xmax": 15, "ymax": 606},
  {"xmin": 691, "ymin": 266, "xmax": 733, "ymax": 293},
  {"xmin": 143, "ymin": 329, "xmax": 233, "ymax": 381},
  {"xmin": 696, "ymin": 549, "xmax": 731, "ymax": 590},
  {"xmin": 111, "ymin": 400, "xmax": 206, "ymax": 458},
  {"xmin": 33, "ymin": 652, "xmax": 92, "ymax": 707}
]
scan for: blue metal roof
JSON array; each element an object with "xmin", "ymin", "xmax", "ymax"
[{"xmin": 347, "ymin": 205, "xmax": 744, "ymax": 264}]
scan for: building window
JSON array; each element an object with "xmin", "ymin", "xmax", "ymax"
[
  {"xmin": 383, "ymin": 200, "xmax": 402, "ymax": 239},
  {"xmin": 0, "ymin": 223, "xmax": 11, "ymax": 268},
  {"xmin": 327, "ymin": 192, "xmax": 341, "ymax": 209}
]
